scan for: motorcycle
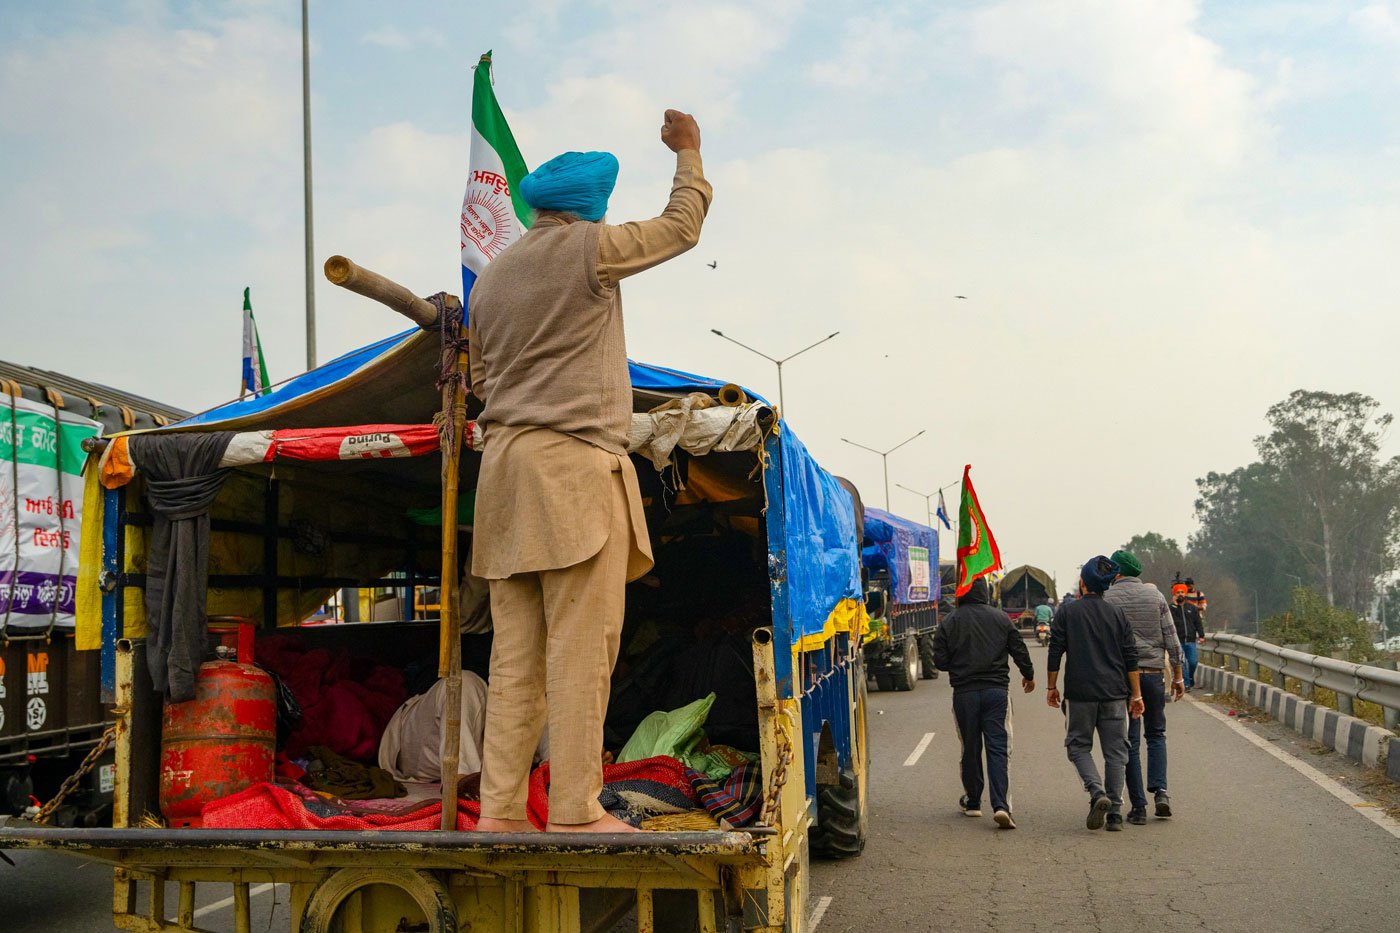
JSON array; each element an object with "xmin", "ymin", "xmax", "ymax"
[{"xmin": 1035, "ymin": 622, "xmax": 1051, "ymax": 646}]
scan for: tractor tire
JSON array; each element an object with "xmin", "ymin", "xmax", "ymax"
[
  {"xmin": 809, "ymin": 767, "xmax": 866, "ymax": 860},
  {"xmin": 918, "ymin": 634, "xmax": 939, "ymax": 679},
  {"xmin": 890, "ymin": 637, "xmax": 918, "ymax": 692},
  {"xmin": 873, "ymin": 671, "xmax": 895, "ymax": 692}
]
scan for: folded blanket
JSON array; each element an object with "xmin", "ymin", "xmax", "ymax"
[{"xmin": 687, "ymin": 762, "xmax": 762, "ymax": 828}]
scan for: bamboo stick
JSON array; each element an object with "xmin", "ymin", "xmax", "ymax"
[
  {"xmin": 323, "ymin": 255, "xmax": 440, "ymax": 329},
  {"xmin": 437, "ymin": 295, "xmax": 468, "ymax": 830}
]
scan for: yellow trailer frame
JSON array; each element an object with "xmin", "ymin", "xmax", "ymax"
[{"xmin": 0, "ymin": 624, "xmax": 829, "ymax": 933}]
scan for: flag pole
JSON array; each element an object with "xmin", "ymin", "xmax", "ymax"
[{"xmin": 301, "ymin": 0, "xmax": 317, "ymax": 370}]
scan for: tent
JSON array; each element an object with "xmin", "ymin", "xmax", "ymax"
[{"xmin": 998, "ymin": 564, "xmax": 1057, "ymax": 608}]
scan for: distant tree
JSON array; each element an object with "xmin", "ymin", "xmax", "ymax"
[
  {"xmin": 1192, "ymin": 391, "xmax": 1400, "ymax": 616},
  {"xmin": 1256, "ymin": 391, "xmax": 1400, "ymax": 610},
  {"xmin": 1259, "ymin": 586, "xmax": 1377, "ymax": 662}
]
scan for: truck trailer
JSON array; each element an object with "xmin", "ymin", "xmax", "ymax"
[
  {"xmin": 0, "ymin": 283, "xmax": 871, "ymax": 932},
  {"xmin": 1, "ymin": 359, "xmax": 186, "ymax": 825},
  {"xmin": 859, "ymin": 508, "xmax": 939, "ymax": 692}
]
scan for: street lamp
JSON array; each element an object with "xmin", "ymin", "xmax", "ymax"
[
  {"xmin": 709, "ymin": 329, "xmax": 839, "ymax": 417},
  {"xmin": 841, "ymin": 430, "xmax": 925, "ymax": 510},
  {"xmin": 895, "ymin": 483, "xmax": 938, "ymax": 530},
  {"xmin": 301, "ymin": 0, "xmax": 316, "ymax": 369}
]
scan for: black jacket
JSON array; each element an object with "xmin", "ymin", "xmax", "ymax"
[
  {"xmin": 1170, "ymin": 601, "xmax": 1204, "ymax": 643},
  {"xmin": 932, "ymin": 580, "xmax": 1035, "ymax": 693},
  {"xmin": 1047, "ymin": 593, "xmax": 1138, "ymax": 702}
]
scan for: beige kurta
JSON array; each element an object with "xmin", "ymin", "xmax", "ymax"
[{"xmin": 468, "ymin": 149, "xmax": 712, "ymax": 582}]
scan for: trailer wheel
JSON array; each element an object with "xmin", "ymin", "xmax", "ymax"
[
  {"xmin": 300, "ymin": 868, "xmax": 456, "ymax": 933},
  {"xmin": 918, "ymin": 634, "xmax": 939, "ymax": 680},
  {"xmin": 889, "ymin": 637, "xmax": 918, "ymax": 692}
]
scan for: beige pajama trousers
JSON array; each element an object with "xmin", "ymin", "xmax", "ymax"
[{"xmin": 478, "ymin": 468, "xmax": 631, "ymax": 825}]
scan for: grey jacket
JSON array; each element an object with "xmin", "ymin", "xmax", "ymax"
[{"xmin": 1104, "ymin": 577, "xmax": 1182, "ymax": 672}]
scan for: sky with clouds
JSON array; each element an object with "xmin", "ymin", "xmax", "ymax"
[{"xmin": 2, "ymin": 0, "xmax": 1398, "ymax": 593}]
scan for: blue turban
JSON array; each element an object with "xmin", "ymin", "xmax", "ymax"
[
  {"xmin": 519, "ymin": 151, "xmax": 619, "ymax": 222},
  {"xmin": 1080, "ymin": 555, "xmax": 1120, "ymax": 594}
]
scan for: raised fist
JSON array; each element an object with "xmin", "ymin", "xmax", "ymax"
[{"xmin": 661, "ymin": 109, "xmax": 701, "ymax": 153}]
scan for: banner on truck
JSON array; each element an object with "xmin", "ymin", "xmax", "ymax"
[{"xmin": 1, "ymin": 394, "xmax": 101, "ymax": 632}]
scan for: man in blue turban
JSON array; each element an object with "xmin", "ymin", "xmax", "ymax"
[
  {"xmin": 470, "ymin": 110, "xmax": 712, "ymax": 834},
  {"xmin": 518, "ymin": 151, "xmax": 619, "ymax": 221},
  {"xmin": 1045, "ymin": 556, "xmax": 1144, "ymax": 831}
]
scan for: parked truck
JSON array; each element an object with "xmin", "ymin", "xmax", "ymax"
[
  {"xmin": 997, "ymin": 564, "xmax": 1057, "ymax": 631},
  {"xmin": 860, "ymin": 508, "xmax": 939, "ymax": 692},
  {"xmin": 1, "ymin": 359, "xmax": 186, "ymax": 825},
  {"xmin": 0, "ymin": 271, "xmax": 871, "ymax": 931}
]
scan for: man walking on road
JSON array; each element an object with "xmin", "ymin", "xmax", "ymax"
[
  {"xmin": 1105, "ymin": 549, "xmax": 1184, "ymax": 825},
  {"xmin": 1046, "ymin": 556, "xmax": 1144, "ymax": 832},
  {"xmin": 932, "ymin": 576, "xmax": 1036, "ymax": 829},
  {"xmin": 1171, "ymin": 585, "xmax": 1205, "ymax": 690}
]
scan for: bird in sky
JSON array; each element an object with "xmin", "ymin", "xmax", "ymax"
[
  {"xmin": 707, "ymin": 260, "xmax": 718, "ymax": 269},
  {"xmin": 955, "ymin": 295, "xmax": 968, "ymax": 299}
]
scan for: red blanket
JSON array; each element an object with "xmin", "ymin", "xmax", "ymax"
[
  {"xmin": 203, "ymin": 782, "xmax": 480, "ymax": 831},
  {"xmin": 203, "ymin": 756, "xmax": 698, "ymax": 832}
]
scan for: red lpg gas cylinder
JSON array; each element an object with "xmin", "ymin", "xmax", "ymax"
[{"xmin": 159, "ymin": 659, "xmax": 275, "ymax": 828}]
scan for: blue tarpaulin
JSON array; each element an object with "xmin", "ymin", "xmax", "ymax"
[
  {"xmin": 862, "ymin": 508, "xmax": 939, "ymax": 605},
  {"xmin": 778, "ymin": 430, "xmax": 862, "ymax": 645},
  {"xmin": 161, "ymin": 327, "xmax": 851, "ymax": 651}
]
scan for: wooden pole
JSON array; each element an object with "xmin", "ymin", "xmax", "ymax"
[
  {"xmin": 323, "ymin": 255, "xmax": 441, "ymax": 329},
  {"xmin": 437, "ymin": 295, "xmax": 468, "ymax": 830}
]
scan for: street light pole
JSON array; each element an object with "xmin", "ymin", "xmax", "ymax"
[
  {"xmin": 895, "ymin": 483, "xmax": 937, "ymax": 530},
  {"xmin": 301, "ymin": 0, "xmax": 317, "ymax": 370},
  {"xmin": 841, "ymin": 430, "xmax": 925, "ymax": 510},
  {"xmin": 709, "ymin": 329, "xmax": 839, "ymax": 417}
]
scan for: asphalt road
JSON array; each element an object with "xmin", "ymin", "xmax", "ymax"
[
  {"xmin": 5, "ymin": 657, "xmax": 1399, "ymax": 932},
  {"xmin": 811, "ymin": 661, "xmax": 1400, "ymax": 932}
]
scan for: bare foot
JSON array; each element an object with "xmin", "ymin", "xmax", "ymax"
[
  {"xmin": 475, "ymin": 816, "xmax": 538, "ymax": 833},
  {"xmin": 546, "ymin": 813, "xmax": 643, "ymax": 833}
]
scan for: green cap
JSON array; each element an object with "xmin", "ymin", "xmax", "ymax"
[{"xmin": 1110, "ymin": 549, "xmax": 1142, "ymax": 577}]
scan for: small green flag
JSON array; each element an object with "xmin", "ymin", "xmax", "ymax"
[{"xmin": 956, "ymin": 464, "xmax": 1002, "ymax": 596}]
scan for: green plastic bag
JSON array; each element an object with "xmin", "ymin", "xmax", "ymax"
[{"xmin": 618, "ymin": 693, "xmax": 715, "ymax": 765}]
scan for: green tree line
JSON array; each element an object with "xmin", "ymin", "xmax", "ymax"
[{"xmin": 1124, "ymin": 390, "xmax": 1400, "ymax": 640}]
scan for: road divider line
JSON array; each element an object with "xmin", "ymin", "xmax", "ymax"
[
  {"xmin": 1191, "ymin": 698, "xmax": 1400, "ymax": 840},
  {"xmin": 810, "ymin": 895, "xmax": 833, "ymax": 929},
  {"xmin": 904, "ymin": 732, "xmax": 935, "ymax": 767},
  {"xmin": 192, "ymin": 882, "xmax": 282, "ymax": 919}
]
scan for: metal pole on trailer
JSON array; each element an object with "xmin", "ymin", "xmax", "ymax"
[{"xmin": 321, "ymin": 255, "xmax": 464, "ymax": 828}]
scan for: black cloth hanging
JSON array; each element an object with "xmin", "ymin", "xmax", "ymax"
[{"xmin": 130, "ymin": 431, "xmax": 235, "ymax": 701}]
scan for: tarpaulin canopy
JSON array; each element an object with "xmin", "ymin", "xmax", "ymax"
[
  {"xmin": 172, "ymin": 329, "xmax": 760, "ymax": 433},
  {"xmin": 85, "ymin": 326, "xmax": 859, "ymax": 653},
  {"xmin": 999, "ymin": 565, "xmax": 1056, "ymax": 606},
  {"xmin": 861, "ymin": 508, "xmax": 938, "ymax": 605}
]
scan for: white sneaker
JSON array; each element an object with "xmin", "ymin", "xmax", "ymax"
[
  {"xmin": 959, "ymin": 796, "xmax": 982, "ymax": 817},
  {"xmin": 993, "ymin": 809, "xmax": 1016, "ymax": 829}
]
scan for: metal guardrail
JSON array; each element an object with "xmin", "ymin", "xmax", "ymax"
[{"xmin": 1202, "ymin": 633, "xmax": 1400, "ymax": 731}]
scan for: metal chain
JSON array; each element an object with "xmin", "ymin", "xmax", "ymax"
[
  {"xmin": 33, "ymin": 725, "xmax": 117, "ymax": 824},
  {"xmin": 759, "ymin": 717, "xmax": 794, "ymax": 827}
]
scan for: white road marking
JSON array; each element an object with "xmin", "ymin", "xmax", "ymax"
[
  {"xmin": 192, "ymin": 882, "xmax": 283, "ymax": 919},
  {"xmin": 903, "ymin": 732, "xmax": 935, "ymax": 767},
  {"xmin": 810, "ymin": 895, "xmax": 834, "ymax": 929},
  {"xmin": 1191, "ymin": 698, "xmax": 1400, "ymax": 840}
]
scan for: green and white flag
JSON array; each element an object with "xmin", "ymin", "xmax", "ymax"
[
  {"xmin": 241, "ymin": 287, "xmax": 270, "ymax": 397},
  {"xmin": 460, "ymin": 51, "xmax": 531, "ymax": 300}
]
